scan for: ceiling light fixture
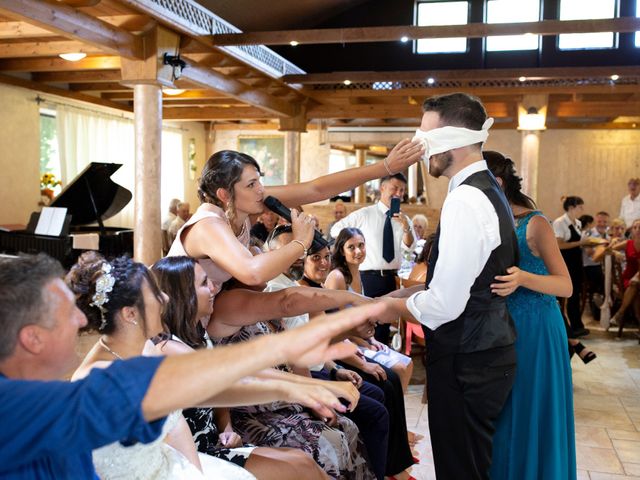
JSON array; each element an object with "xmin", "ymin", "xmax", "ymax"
[
  {"xmin": 59, "ymin": 52, "xmax": 87, "ymax": 62},
  {"xmin": 163, "ymin": 88, "xmax": 186, "ymax": 96},
  {"xmin": 400, "ymin": 36, "xmax": 409, "ymax": 43},
  {"xmin": 427, "ymin": 77, "xmax": 435, "ymax": 85},
  {"xmin": 610, "ymin": 74, "xmax": 619, "ymax": 81},
  {"xmin": 290, "ymin": 40, "xmax": 299, "ymax": 46},
  {"xmin": 343, "ymin": 80, "xmax": 351, "ymax": 86},
  {"xmin": 519, "ymin": 76, "xmax": 527, "ymax": 82},
  {"xmin": 518, "ymin": 106, "xmax": 546, "ymax": 131}
]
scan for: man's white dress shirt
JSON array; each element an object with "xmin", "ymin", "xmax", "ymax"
[
  {"xmin": 406, "ymin": 161, "xmax": 501, "ymax": 331},
  {"xmin": 619, "ymin": 194, "xmax": 640, "ymax": 227},
  {"xmin": 330, "ymin": 201, "xmax": 416, "ymax": 271}
]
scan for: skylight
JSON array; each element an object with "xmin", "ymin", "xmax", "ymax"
[
  {"xmin": 416, "ymin": 1, "xmax": 469, "ymax": 54},
  {"xmin": 558, "ymin": 0, "xmax": 617, "ymax": 50},
  {"xmin": 486, "ymin": 0, "xmax": 540, "ymax": 51}
]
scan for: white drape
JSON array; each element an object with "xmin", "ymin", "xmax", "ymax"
[{"xmin": 56, "ymin": 105, "xmax": 184, "ymax": 229}]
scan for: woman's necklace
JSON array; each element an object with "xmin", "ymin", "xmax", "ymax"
[{"xmin": 99, "ymin": 337, "xmax": 123, "ymax": 360}]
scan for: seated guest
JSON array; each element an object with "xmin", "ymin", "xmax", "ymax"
[
  {"xmin": 167, "ymin": 202, "xmax": 191, "ymax": 245},
  {"xmin": 610, "ymin": 219, "xmax": 640, "ymax": 327},
  {"xmin": 151, "ymin": 256, "xmax": 332, "ymax": 480},
  {"xmin": 0, "ymin": 253, "xmax": 382, "ymax": 479},
  {"xmin": 619, "ymin": 177, "xmax": 640, "ymax": 228},
  {"xmin": 582, "ymin": 213, "xmax": 608, "ymax": 319},
  {"xmin": 67, "ymin": 253, "xmax": 255, "ymax": 480},
  {"xmin": 410, "ymin": 214, "xmax": 429, "ymax": 260},
  {"xmin": 162, "ymin": 198, "xmax": 181, "ymax": 254},
  {"xmin": 250, "ymin": 210, "xmax": 279, "ymax": 243},
  {"xmin": 325, "ymin": 200, "xmax": 348, "ymax": 242},
  {"xmin": 324, "ymin": 227, "xmax": 414, "ymax": 393},
  {"xmin": 300, "ymin": 244, "xmax": 417, "ymax": 480}
]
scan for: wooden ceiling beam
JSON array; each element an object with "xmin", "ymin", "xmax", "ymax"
[
  {"xmin": 162, "ymin": 106, "xmax": 275, "ymax": 121},
  {"xmin": 553, "ymin": 101, "xmax": 640, "ymax": 117},
  {"xmin": 307, "ymin": 101, "xmax": 511, "ymax": 119},
  {"xmin": 311, "ymin": 83, "xmax": 640, "ymax": 99},
  {"xmin": 0, "ymin": 0, "xmax": 144, "ymax": 59},
  {"xmin": 0, "ymin": 55, "xmax": 120, "ymax": 72},
  {"xmin": 69, "ymin": 81, "xmax": 129, "ymax": 91},
  {"xmin": 0, "ymin": 71, "xmax": 131, "ymax": 111},
  {"xmin": 0, "ymin": 21, "xmax": 51, "ymax": 39},
  {"xmin": 284, "ymin": 66, "xmax": 640, "ymax": 84},
  {"xmin": 179, "ymin": 58, "xmax": 296, "ymax": 117},
  {"xmin": 32, "ymin": 69, "xmax": 121, "ymax": 82},
  {"xmin": 0, "ymin": 40, "xmax": 103, "ymax": 58},
  {"xmin": 102, "ymin": 89, "xmax": 232, "ymax": 100},
  {"xmin": 211, "ymin": 17, "xmax": 640, "ymax": 46},
  {"xmin": 161, "ymin": 98, "xmax": 247, "ymax": 106}
]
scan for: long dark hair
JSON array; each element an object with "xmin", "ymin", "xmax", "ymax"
[
  {"xmin": 66, "ymin": 252, "xmax": 164, "ymax": 336},
  {"xmin": 151, "ymin": 256, "xmax": 206, "ymax": 349},
  {"xmin": 484, "ymin": 150, "xmax": 537, "ymax": 210},
  {"xmin": 332, "ymin": 227, "xmax": 365, "ymax": 287},
  {"xmin": 198, "ymin": 150, "xmax": 261, "ymax": 227},
  {"xmin": 562, "ymin": 196, "xmax": 584, "ymax": 212}
]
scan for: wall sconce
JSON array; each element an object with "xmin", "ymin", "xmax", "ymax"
[{"xmin": 518, "ymin": 106, "xmax": 546, "ymax": 131}]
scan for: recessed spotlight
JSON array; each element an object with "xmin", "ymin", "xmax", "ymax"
[
  {"xmin": 426, "ymin": 77, "xmax": 435, "ymax": 85},
  {"xmin": 400, "ymin": 36, "xmax": 409, "ymax": 43},
  {"xmin": 59, "ymin": 52, "xmax": 87, "ymax": 62},
  {"xmin": 163, "ymin": 88, "xmax": 186, "ymax": 96},
  {"xmin": 519, "ymin": 76, "xmax": 527, "ymax": 82},
  {"xmin": 289, "ymin": 40, "xmax": 299, "ymax": 47},
  {"xmin": 610, "ymin": 74, "xmax": 619, "ymax": 81},
  {"xmin": 343, "ymin": 80, "xmax": 351, "ymax": 86}
]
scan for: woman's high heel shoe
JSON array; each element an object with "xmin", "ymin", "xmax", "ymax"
[{"xmin": 574, "ymin": 342, "xmax": 597, "ymax": 364}]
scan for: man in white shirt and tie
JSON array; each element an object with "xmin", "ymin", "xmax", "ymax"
[
  {"xmin": 383, "ymin": 93, "xmax": 518, "ymax": 480},
  {"xmin": 619, "ymin": 177, "xmax": 640, "ymax": 228},
  {"xmin": 330, "ymin": 173, "xmax": 416, "ymax": 344}
]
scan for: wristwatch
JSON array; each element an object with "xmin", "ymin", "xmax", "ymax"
[{"xmin": 329, "ymin": 364, "xmax": 344, "ymax": 380}]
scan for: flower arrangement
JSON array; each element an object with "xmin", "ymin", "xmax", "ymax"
[{"xmin": 40, "ymin": 172, "xmax": 62, "ymax": 190}]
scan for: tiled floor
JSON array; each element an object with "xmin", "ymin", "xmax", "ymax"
[{"xmin": 404, "ymin": 317, "xmax": 640, "ymax": 480}]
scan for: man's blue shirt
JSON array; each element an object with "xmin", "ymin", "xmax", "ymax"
[{"xmin": 0, "ymin": 356, "xmax": 166, "ymax": 479}]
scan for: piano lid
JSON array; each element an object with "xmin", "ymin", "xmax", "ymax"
[{"xmin": 51, "ymin": 162, "xmax": 132, "ymax": 226}]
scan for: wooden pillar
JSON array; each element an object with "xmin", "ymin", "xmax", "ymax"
[
  {"xmin": 355, "ymin": 147, "xmax": 367, "ymax": 203},
  {"xmin": 284, "ymin": 131, "xmax": 300, "ymax": 185},
  {"xmin": 133, "ymin": 84, "xmax": 162, "ymax": 264},
  {"xmin": 520, "ymin": 131, "xmax": 540, "ymax": 201}
]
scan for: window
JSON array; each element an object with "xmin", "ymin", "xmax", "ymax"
[
  {"xmin": 39, "ymin": 109, "xmax": 62, "ymax": 202},
  {"xmin": 636, "ymin": 0, "xmax": 639, "ymax": 47},
  {"xmin": 416, "ymin": 1, "xmax": 469, "ymax": 54},
  {"xmin": 486, "ymin": 0, "xmax": 540, "ymax": 51},
  {"xmin": 558, "ymin": 0, "xmax": 617, "ymax": 50}
]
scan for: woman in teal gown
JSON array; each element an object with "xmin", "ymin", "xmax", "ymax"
[{"xmin": 485, "ymin": 151, "xmax": 577, "ymax": 480}]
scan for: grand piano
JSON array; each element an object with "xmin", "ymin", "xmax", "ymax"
[{"xmin": 0, "ymin": 162, "xmax": 134, "ymax": 268}]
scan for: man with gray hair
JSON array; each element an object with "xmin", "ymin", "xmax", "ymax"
[{"xmin": 0, "ymin": 253, "xmax": 382, "ymax": 479}]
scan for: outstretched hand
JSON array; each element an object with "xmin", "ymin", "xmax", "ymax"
[
  {"xmin": 385, "ymin": 138, "xmax": 425, "ymax": 173},
  {"xmin": 279, "ymin": 303, "xmax": 389, "ymax": 368},
  {"xmin": 491, "ymin": 266, "xmax": 526, "ymax": 296}
]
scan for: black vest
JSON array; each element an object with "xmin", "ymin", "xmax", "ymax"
[{"xmin": 423, "ymin": 169, "xmax": 519, "ymax": 360}]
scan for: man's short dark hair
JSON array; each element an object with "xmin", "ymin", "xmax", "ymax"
[
  {"xmin": 380, "ymin": 172, "xmax": 408, "ymax": 185},
  {"xmin": 422, "ymin": 93, "xmax": 487, "ymax": 131},
  {"xmin": 596, "ymin": 211, "xmax": 610, "ymax": 217},
  {"xmin": 0, "ymin": 254, "xmax": 64, "ymax": 360}
]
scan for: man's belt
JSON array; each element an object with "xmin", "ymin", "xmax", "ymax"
[{"xmin": 361, "ymin": 269, "xmax": 397, "ymax": 277}]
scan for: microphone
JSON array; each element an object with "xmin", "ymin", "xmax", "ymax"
[{"xmin": 263, "ymin": 195, "xmax": 328, "ymax": 253}]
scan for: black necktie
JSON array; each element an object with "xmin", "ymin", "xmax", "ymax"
[{"xmin": 383, "ymin": 212, "xmax": 394, "ymax": 263}]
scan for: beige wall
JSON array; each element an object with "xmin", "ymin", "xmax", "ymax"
[
  {"xmin": 212, "ymin": 125, "xmax": 640, "ymax": 223},
  {"xmin": 0, "ymin": 82, "xmax": 205, "ymax": 227},
  {"xmin": 0, "ymin": 84, "xmax": 41, "ymax": 225}
]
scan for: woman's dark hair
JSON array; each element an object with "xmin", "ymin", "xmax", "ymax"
[
  {"xmin": 415, "ymin": 233, "xmax": 438, "ymax": 265},
  {"xmin": 66, "ymin": 252, "xmax": 164, "ymax": 336},
  {"xmin": 484, "ymin": 150, "xmax": 537, "ymax": 210},
  {"xmin": 562, "ymin": 196, "xmax": 584, "ymax": 212},
  {"xmin": 579, "ymin": 214, "xmax": 594, "ymax": 228},
  {"xmin": 151, "ymin": 256, "xmax": 207, "ymax": 349},
  {"xmin": 331, "ymin": 228, "xmax": 365, "ymax": 286},
  {"xmin": 198, "ymin": 150, "xmax": 261, "ymax": 228}
]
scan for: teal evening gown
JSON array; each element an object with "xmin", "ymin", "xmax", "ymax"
[{"xmin": 490, "ymin": 211, "xmax": 577, "ymax": 480}]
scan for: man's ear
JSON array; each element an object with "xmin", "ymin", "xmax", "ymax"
[{"xmin": 17, "ymin": 325, "xmax": 46, "ymax": 355}]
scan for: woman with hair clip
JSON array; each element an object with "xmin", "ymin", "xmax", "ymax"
[
  {"xmin": 168, "ymin": 146, "xmax": 423, "ymax": 298},
  {"xmin": 152, "ymin": 255, "xmax": 377, "ymax": 480},
  {"xmin": 325, "ymin": 227, "xmax": 414, "ymax": 393},
  {"xmin": 66, "ymin": 252, "xmax": 256, "ymax": 480},
  {"xmin": 484, "ymin": 151, "xmax": 577, "ymax": 480}
]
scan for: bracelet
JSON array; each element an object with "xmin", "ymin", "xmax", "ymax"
[
  {"xmin": 383, "ymin": 157, "xmax": 394, "ymax": 176},
  {"xmin": 291, "ymin": 239, "xmax": 308, "ymax": 259}
]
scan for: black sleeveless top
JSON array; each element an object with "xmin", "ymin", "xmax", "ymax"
[{"xmin": 423, "ymin": 169, "xmax": 519, "ymax": 360}]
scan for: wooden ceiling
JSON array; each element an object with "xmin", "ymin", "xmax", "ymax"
[{"xmin": 0, "ymin": 0, "xmax": 639, "ymax": 130}]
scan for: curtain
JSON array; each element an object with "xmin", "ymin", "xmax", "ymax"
[{"xmin": 56, "ymin": 105, "xmax": 184, "ymax": 229}]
